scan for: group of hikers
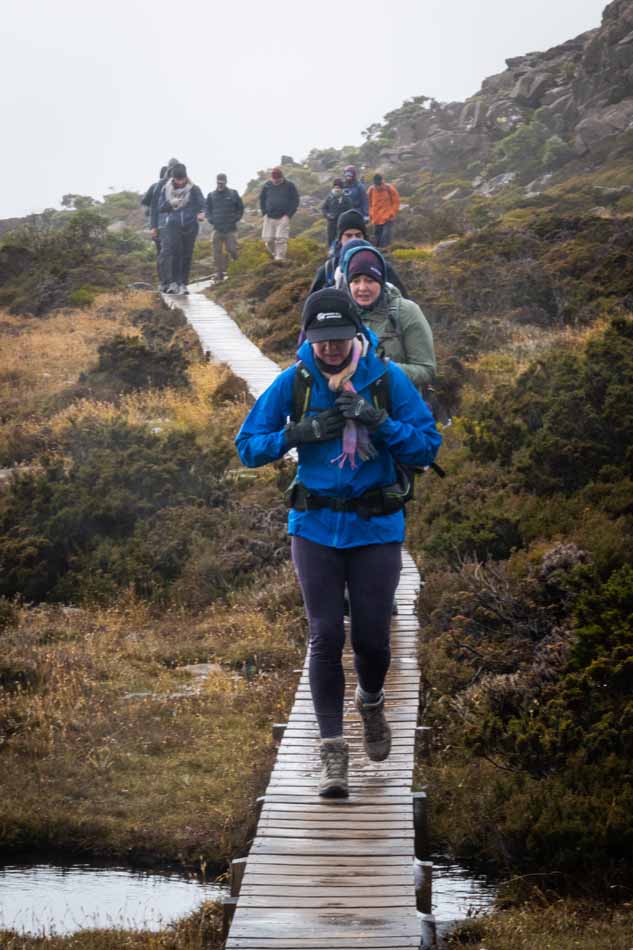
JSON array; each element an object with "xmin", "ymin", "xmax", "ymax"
[
  {"xmin": 142, "ymin": 156, "xmax": 435, "ymax": 798},
  {"xmin": 141, "ymin": 160, "xmax": 401, "ymax": 294},
  {"xmin": 236, "ymin": 220, "xmax": 439, "ymax": 799},
  {"xmin": 142, "ymin": 158, "xmax": 244, "ymax": 294}
]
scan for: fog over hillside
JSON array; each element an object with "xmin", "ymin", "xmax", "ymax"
[{"xmin": 0, "ymin": 0, "xmax": 606, "ymax": 218}]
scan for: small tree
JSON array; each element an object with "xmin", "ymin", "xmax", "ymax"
[{"xmin": 61, "ymin": 194, "xmax": 97, "ymax": 210}]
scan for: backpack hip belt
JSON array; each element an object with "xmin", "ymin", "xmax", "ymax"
[{"xmin": 286, "ymin": 478, "xmax": 409, "ymax": 521}]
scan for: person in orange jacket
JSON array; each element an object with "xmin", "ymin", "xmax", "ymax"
[{"xmin": 367, "ymin": 174, "xmax": 400, "ymax": 248}]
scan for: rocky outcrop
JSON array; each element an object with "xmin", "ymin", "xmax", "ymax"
[{"xmin": 309, "ymin": 0, "xmax": 633, "ymax": 180}]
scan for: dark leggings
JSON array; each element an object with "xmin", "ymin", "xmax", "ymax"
[{"xmin": 291, "ymin": 536, "xmax": 402, "ymax": 739}]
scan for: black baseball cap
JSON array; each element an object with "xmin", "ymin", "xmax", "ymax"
[{"xmin": 302, "ymin": 289, "xmax": 362, "ymax": 343}]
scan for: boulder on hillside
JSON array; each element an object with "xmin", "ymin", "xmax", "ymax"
[
  {"xmin": 511, "ymin": 70, "xmax": 558, "ymax": 106},
  {"xmin": 574, "ymin": 96, "xmax": 633, "ymax": 152}
]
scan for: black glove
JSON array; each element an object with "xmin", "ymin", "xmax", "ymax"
[
  {"xmin": 335, "ymin": 391, "xmax": 387, "ymax": 431},
  {"xmin": 284, "ymin": 408, "xmax": 345, "ymax": 447}
]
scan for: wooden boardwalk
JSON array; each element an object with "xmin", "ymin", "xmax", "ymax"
[{"xmin": 164, "ymin": 283, "xmax": 431, "ymax": 949}]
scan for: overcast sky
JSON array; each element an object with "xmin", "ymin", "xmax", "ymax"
[{"xmin": 0, "ymin": 0, "xmax": 608, "ymax": 218}]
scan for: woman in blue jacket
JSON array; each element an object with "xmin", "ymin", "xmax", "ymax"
[{"xmin": 236, "ymin": 288, "xmax": 441, "ymax": 797}]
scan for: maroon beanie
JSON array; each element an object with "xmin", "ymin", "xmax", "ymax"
[{"xmin": 346, "ymin": 248, "xmax": 386, "ymax": 285}]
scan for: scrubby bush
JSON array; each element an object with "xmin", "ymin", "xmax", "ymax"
[
  {"xmin": 0, "ymin": 420, "xmax": 229, "ymax": 603},
  {"xmin": 465, "ymin": 316, "xmax": 633, "ymax": 494},
  {"xmin": 93, "ymin": 335, "xmax": 190, "ymax": 391}
]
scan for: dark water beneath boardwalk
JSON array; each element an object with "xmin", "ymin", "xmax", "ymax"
[
  {"xmin": 0, "ymin": 863, "xmax": 226, "ymax": 935},
  {"xmin": 431, "ymin": 854, "xmax": 498, "ymax": 933}
]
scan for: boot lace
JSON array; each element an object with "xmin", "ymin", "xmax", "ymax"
[{"xmin": 323, "ymin": 745, "xmax": 347, "ymax": 780}]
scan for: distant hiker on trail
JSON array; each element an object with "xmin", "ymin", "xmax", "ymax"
[
  {"xmin": 150, "ymin": 163, "xmax": 205, "ymax": 295},
  {"xmin": 321, "ymin": 178, "xmax": 352, "ymax": 249},
  {"xmin": 206, "ymin": 173, "xmax": 244, "ymax": 281},
  {"xmin": 308, "ymin": 210, "xmax": 409, "ymax": 298},
  {"xmin": 342, "ymin": 165, "xmax": 368, "ymax": 220},
  {"xmin": 259, "ymin": 167, "xmax": 299, "ymax": 262},
  {"xmin": 340, "ymin": 240, "xmax": 435, "ymax": 391},
  {"xmin": 141, "ymin": 158, "xmax": 179, "ymax": 291},
  {"xmin": 368, "ymin": 174, "xmax": 400, "ymax": 248},
  {"xmin": 236, "ymin": 288, "xmax": 441, "ymax": 798}
]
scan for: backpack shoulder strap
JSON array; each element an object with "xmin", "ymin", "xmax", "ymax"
[
  {"xmin": 324, "ymin": 257, "xmax": 335, "ymax": 286},
  {"xmin": 291, "ymin": 361, "xmax": 314, "ymax": 423},
  {"xmin": 369, "ymin": 366, "xmax": 392, "ymax": 415},
  {"xmin": 386, "ymin": 290, "xmax": 403, "ymax": 341}
]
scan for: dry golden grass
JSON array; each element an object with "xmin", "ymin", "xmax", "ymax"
[
  {"xmin": 447, "ymin": 900, "xmax": 633, "ymax": 949},
  {"xmin": 0, "ymin": 900, "xmax": 223, "ymax": 949},
  {"xmin": 0, "ymin": 591, "xmax": 303, "ymax": 867},
  {"xmin": 0, "ymin": 293, "xmax": 150, "ymax": 423}
]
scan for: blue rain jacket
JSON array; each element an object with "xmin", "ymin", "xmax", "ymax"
[{"xmin": 235, "ymin": 332, "xmax": 442, "ymax": 549}]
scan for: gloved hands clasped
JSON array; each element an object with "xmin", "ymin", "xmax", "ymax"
[
  {"xmin": 284, "ymin": 408, "xmax": 345, "ymax": 446},
  {"xmin": 335, "ymin": 391, "xmax": 387, "ymax": 431}
]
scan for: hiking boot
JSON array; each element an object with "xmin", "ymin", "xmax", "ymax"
[
  {"xmin": 318, "ymin": 738, "xmax": 349, "ymax": 798},
  {"xmin": 355, "ymin": 687, "xmax": 391, "ymax": 762},
  {"xmin": 165, "ymin": 282, "xmax": 179, "ymax": 294},
  {"xmin": 179, "ymin": 284, "xmax": 189, "ymax": 294}
]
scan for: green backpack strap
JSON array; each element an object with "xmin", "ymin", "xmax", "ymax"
[{"xmin": 291, "ymin": 361, "xmax": 314, "ymax": 423}]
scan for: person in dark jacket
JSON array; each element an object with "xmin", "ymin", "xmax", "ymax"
[
  {"xmin": 321, "ymin": 178, "xmax": 352, "ymax": 249},
  {"xmin": 309, "ymin": 209, "xmax": 409, "ymax": 298},
  {"xmin": 206, "ymin": 173, "xmax": 244, "ymax": 280},
  {"xmin": 259, "ymin": 167, "xmax": 299, "ymax": 262},
  {"xmin": 141, "ymin": 159, "xmax": 179, "ymax": 291},
  {"xmin": 150, "ymin": 163, "xmax": 205, "ymax": 295},
  {"xmin": 236, "ymin": 288, "xmax": 441, "ymax": 797},
  {"xmin": 342, "ymin": 165, "xmax": 368, "ymax": 219}
]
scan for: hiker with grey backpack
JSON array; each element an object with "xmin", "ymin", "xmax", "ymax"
[{"xmin": 236, "ymin": 288, "xmax": 441, "ymax": 798}]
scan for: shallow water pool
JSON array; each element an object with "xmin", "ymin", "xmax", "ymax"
[{"xmin": 0, "ymin": 863, "xmax": 226, "ymax": 935}]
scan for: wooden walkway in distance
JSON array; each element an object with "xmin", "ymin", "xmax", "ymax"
[{"xmin": 164, "ymin": 282, "xmax": 432, "ymax": 949}]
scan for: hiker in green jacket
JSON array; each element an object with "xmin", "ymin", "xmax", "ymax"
[{"xmin": 339, "ymin": 241, "xmax": 436, "ymax": 391}]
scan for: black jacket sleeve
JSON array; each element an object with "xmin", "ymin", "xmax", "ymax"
[
  {"xmin": 190, "ymin": 185, "xmax": 205, "ymax": 215},
  {"xmin": 234, "ymin": 191, "xmax": 244, "ymax": 221},
  {"xmin": 308, "ymin": 264, "xmax": 326, "ymax": 295},
  {"xmin": 287, "ymin": 182, "xmax": 300, "ymax": 218},
  {"xmin": 259, "ymin": 183, "xmax": 268, "ymax": 216},
  {"xmin": 141, "ymin": 182, "xmax": 156, "ymax": 208},
  {"xmin": 386, "ymin": 262, "xmax": 409, "ymax": 300}
]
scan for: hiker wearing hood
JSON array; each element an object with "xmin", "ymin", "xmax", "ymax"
[
  {"xmin": 236, "ymin": 288, "xmax": 441, "ymax": 798},
  {"xmin": 150, "ymin": 162, "xmax": 205, "ymax": 295},
  {"xmin": 342, "ymin": 165, "xmax": 368, "ymax": 219},
  {"xmin": 368, "ymin": 174, "xmax": 400, "ymax": 248},
  {"xmin": 340, "ymin": 240, "xmax": 436, "ymax": 391},
  {"xmin": 308, "ymin": 210, "xmax": 409, "ymax": 298},
  {"xmin": 321, "ymin": 178, "xmax": 352, "ymax": 248}
]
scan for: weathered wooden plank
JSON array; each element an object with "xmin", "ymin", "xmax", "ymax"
[
  {"xmin": 251, "ymin": 837, "xmax": 414, "ymax": 856},
  {"xmin": 238, "ymin": 895, "xmax": 415, "ymax": 909},
  {"xmin": 241, "ymin": 874, "xmax": 414, "ymax": 887},
  {"xmin": 241, "ymin": 884, "xmax": 413, "ymax": 897},
  {"xmin": 245, "ymin": 853, "xmax": 413, "ymax": 868},
  {"xmin": 227, "ymin": 907, "xmax": 421, "ymax": 938},
  {"xmin": 227, "ymin": 938, "xmax": 421, "ymax": 949}
]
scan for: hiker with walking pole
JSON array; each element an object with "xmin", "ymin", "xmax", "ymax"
[{"xmin": 236, "ymin": 288, "xmax": 441, "ymax": 797}]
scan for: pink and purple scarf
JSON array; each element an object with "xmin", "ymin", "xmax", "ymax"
[{"xmin": 324, "ymin": 336, "xmax": 377, "ymax": 469}]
